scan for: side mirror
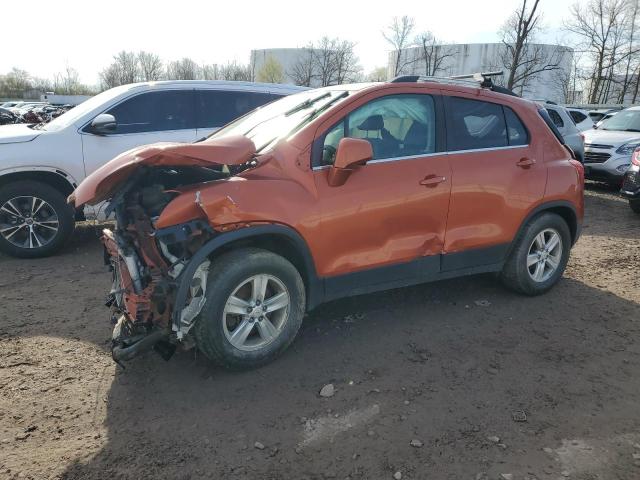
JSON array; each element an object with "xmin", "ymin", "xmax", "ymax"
[
  {"xmin": 90, "ymin": 114, "xmax": 117, "ymax": 135},
  {"xmin": 327, "ymin": 138, "xmax": 373, "ymax": 187}
]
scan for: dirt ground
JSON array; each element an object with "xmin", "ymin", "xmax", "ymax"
[{"xmin": 1, "ymin": 184, "xmax": 639, "ymax": 480}]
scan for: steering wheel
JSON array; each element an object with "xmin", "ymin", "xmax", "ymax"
[{"xmin": 322, "ymin": 144, "xmax": 337, "ymax": 165}]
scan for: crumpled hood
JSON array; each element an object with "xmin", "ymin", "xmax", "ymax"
[
  {"xmin": 0, "ymin": 124, "xmax": 41, "ymax": 144},
  {"xmin": 583, "ymin": 128, "xmax": 640, "ymax": 148},
  {"xmin": 69, "ymin": 135, "xmax": 256, "ymax": 207}
]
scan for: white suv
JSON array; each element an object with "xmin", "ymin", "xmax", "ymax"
[{"xmin": 0, "ymin": 81, "xmax": 306, "ymax": 258}]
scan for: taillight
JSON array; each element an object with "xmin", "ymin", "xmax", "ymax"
[
  {"xmin": 632, "ymin": 148, "xmax": 640, "ymax": 166},
  {"xmin": 570, "ymin": 159, "xmax": 585, "ymax": 183}
]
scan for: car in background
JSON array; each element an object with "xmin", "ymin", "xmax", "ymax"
[
  {"xmin": 540, "ymin": 102, "xmax": 584, "ymax": 163},
  {"xmin": 595, "ymin": 111, "xmax": 618, "ymax": 129},
  {"xmin": 1, "ymin": 101, "xmax": 24, "ymax": 109},
  {"xmin": 589, "ymin": 109, "xmax": 618, "ymax": 124},
  {"xmin": 0, "ymin": 80, "xmax": 306, "ymax": 258},
  {"xmin": 582, "ymin": 106, "xmax": 640, "ymax": 186},
  {"xmin": 566, "ymin": 108, "xmax": 594, "ymax": 131},
  {"xmin": 620, "ymin": 147, "xmax": 640, "ymax": 213}
]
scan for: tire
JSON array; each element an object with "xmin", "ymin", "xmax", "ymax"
[
  {"xmin": 0, "ymin": 180, "xmax": 75, "ymax": 258},
  {"xmin": 630, "ymin": 199, "xmax": 640, "ymax": 214},
  {"xmin": 500, "ymin": 212, "xmax": 571, "ymax": 296},
  {"xmin": 194, "ymin": 248, "xmax": 306, "ymax": 369}
]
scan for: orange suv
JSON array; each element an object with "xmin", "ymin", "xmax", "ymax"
[{"xmin": 71, "ymin": 74, "xmax": 584, "ymax": 368}]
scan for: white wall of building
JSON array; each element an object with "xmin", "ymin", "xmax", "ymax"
[{"xmin": 389, "ymin": 43, "xmax": 573, "ymax": 103}]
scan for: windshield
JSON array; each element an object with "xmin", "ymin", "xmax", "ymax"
[
  {"xmin": 209, "ymin": 88, "xmax": 351, "ymax": 151},
  {"xmin": 601, "ymin": 110, "xmax": 640, "ymax": 132},
  {"xmin": 42, "ymin": 84, "xmax": 134, "ymax": 132}
]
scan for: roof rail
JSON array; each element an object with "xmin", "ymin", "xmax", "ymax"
[{"xmin": 389, "ymin": 70, "xmax": 519, "ymax": 97}]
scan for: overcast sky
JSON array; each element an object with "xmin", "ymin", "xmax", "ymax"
[{"xmin": 2, "ymin": 0, "xmax": 579, "ymax": 85}]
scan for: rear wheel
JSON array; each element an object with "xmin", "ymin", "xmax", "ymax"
[
  {"xmin": 0, "ymin": 181, "xmax": 75, "ymax": 258},
  {"xmin": 194, "ymin": 248, "xmax": 306, "ymax": 369},
  {"xmin": 629, "ymin": 199, "xmax": 640, "ymax": 214},
  {"xmin": 500, "ymin": 213, "xmax": 571, "ymax": 295}
]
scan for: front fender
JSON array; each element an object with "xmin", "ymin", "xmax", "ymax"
[{"xmin": 169, "ymin": 224, "xmax": 323, "ymax": 336}]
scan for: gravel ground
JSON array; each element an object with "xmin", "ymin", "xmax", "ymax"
[{"xmin": 1, "ymin": 184, "xmax": 639, "ymax": 480}]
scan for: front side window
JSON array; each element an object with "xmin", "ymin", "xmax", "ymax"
[
  {"xmin": 105, "ymin": 90, "xmax": 195, "ymax": 134},
  {"xmin": 447, "ymin": 97, "xmax": 508, "ymax": 151},
  {"xmin": 196, "ymin": 90, "xmax": 277, "ymax": 129},
  {"xmin": 320, "ymin": 94, "xmax": 437, "ymax": 165},
  {"xmin": 600, "ymin": 110, "xmax": 640, "ymax": 132}
]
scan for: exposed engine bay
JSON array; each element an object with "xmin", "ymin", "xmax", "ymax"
[{"xmin": 101, "ymin": 163, "xmax": 252, "ymax": 364}]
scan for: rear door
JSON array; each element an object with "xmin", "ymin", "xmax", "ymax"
[
  {"xmin": 312, "ymin": 92, "xmax": 451, "ymax": 290},
  {"xmin": 442, "ymin": 95, "xmax": 546, "ymax": 270},
  {"xmin": 195, "ymin": 89, "xmax": 280, "ymax": 138},
  {"xmin": 80, "ymin": 89, "xmax": 198, "ymax": 177}
]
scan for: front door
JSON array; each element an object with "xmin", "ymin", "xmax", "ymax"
[{"xmin": 312, "ymin": 93, "xmax": 451, "ymax": 293}]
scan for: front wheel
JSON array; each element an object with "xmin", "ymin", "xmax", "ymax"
[
  {"xmin": 500, "ymin": 213, "xmax": 571, "ymax": 296},
  {"xmin": 0, "ymin": 180, "xmax": 75, "ymax": 258},
  {"xmin": 194, "ymin": 248, "xmax": 306, "ymax": 369},
  {"xmin": 629, "ymin": 199, "xmax": 640, "ymax": 214}
]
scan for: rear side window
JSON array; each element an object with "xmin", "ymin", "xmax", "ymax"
[
  {"xmin": 447, "ymin": 97, "xmax": 507, "ymax": 150},
  {"xmin": 547, "ymin": 108, "xmax": 564, "ymax": 128},
  {"xmin": 105, "ymin": 90, "xmax": 195, "ymax": 134},
  {"xmin": 196, "ymin": 90, "xmax": 276, "ymax": 128},
  {"xmin": 570, "ymin": 110, "xmax": 587, "ymax": 124}
]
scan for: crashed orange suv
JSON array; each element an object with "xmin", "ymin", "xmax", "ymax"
[{"xmin": 71, "ymin": 74, "xmax": 584, "ymax": 369}]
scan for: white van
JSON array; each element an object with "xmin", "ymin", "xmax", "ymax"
[{"xmin": 0, "ymin": 81, "xmax": 306, "ymax": 258}]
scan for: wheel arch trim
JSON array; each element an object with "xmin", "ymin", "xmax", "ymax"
[
  {"xmin": 512, "ymin": 200, "xmax": 580, "ymax": 253},
  {"xmin": 0, "ymin": 166, "xmax": 79, "ymax": 192},
  {"xmin": 171, "ymin": 224, "xmax": 322, "ymax": 335}
]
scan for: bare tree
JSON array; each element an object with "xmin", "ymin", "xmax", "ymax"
[
  {"xmin": 566, "ymin": 0, "xmax": 636, "ymax": 103},
  {"xmin": 53, "ymin": 67, "xmax": 89, "ymax": 95},
  {"xmin": 0, "ymin": 68, "xmax": 31, "ymax": 97},
  {"xmin": 367, "ymin": 66, "xmax": 388, "ymax": 82},
  {"xmin": 288, "ymin": 37, "xmax": 361, "ymax": 87},
  {"xmin": 138, "ymin": 51, "xmax": 163, "ymax": 81},
  {"xmin": 99, "ymin": 50, "xmax": 140, "ymax": 89},
  {"xmin": 166, "ymin": 58, "xmax": 200, "ymax": 80},
  {"xmin": 218, "ymin": 61, "xmax": 252, "ymax": 81},
  {"xmin": 499, "ymin": 0, "xmax": 564, "ymax": 94},
  {"xmin": 288, "ymin": 48, "xmax": 315, "ymax": 86},
  {"xmin": 414, "ymin": 31, "xmax": 455, "ymax": 76},
  {"xmin": 383, "ymin": 16, "xmax": 415, "ymax": 76}
]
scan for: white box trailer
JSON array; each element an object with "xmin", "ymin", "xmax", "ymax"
[{"xmin": 39, "ymin": 93, "xmax": 91, "ymax": 106}]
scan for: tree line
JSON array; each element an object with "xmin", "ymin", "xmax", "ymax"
[{"xmin": 2, "ymin": 0, "xmax": 640, "ymax": 104}]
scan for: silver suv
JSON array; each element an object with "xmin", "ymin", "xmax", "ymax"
[{"xmin": 582, "ymin": 106, "xmax": 640, "ymax": 185}]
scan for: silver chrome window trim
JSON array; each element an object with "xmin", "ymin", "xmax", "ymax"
[{"xmin": 311, "ymin": 144, "xmax": 529, "ymax": 171}]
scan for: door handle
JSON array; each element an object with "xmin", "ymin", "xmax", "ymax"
[
  {"xmin": 516, "ymin": 157, "xmax": 536, "ymax": 168},
  {"xmin": 420, "ymin": 175, "xmax": 447, "ymax": 187}
]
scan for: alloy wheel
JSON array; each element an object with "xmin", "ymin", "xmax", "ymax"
[
  {"xmin": 222, "ymin": 274, "xmax": 290, "ymax": 352},
  {"xmin": 0, "ymin": 196, "xmax": 59, "ymax": 249},
  {"xmin": 527, "ymin": 228, "xmax": 563, "ymax": 283}
]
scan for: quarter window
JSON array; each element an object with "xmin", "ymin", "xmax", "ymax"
[
  {"xmin": 105, "ymin": 90, "xmax": 195, "ymax": 134},
  {"xmin": 504, "ymin": 107, "xmax": 528, "ymax": 146},
  {"xmin": 320, "ymin": 94, "xmax": 437, "ymax": 165},
  {"xmin": 196, "ymin": 90, "xmax": 277, "ymax": 128},
  {"xmin": 447, "ymin": 97, "xmax": 507, "ymax": 150},
  {"xmin": 547, "ymin": 108, "xmax": 564, "ymax": 128}
]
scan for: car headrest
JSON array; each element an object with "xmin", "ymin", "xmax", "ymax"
[{"xmin": 357, "ymin": 115, "xmax": 384, "ymax": 131}]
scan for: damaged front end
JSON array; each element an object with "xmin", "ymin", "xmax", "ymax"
[{"xmin": 70, "ymin": 136, "xmax": 260, "ymax": 364}]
